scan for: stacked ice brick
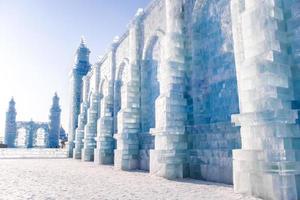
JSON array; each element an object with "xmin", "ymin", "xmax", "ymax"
[
  {"xmin": 188, "ymin": 0, "xmax": 241, "ymax": 184},
  {"xmin": 73, "ymin": 102, "xmax": 88, "ymax": 159},
  {"xmin": 149, "ymin": 0, "xmax": 189, "ymax": 179},
  {"xmin": 114, "ymin": 10, "xmax": 144, "ymax": 170},
  {"xmin": 81, "ymin": 93, "xmax": 100, "ymax": 161},
  {"xmin": 188, "ymin": 123, "xmax": 240, "ymax": 184},
  {"xmin": 94, "ymin": 85, "xmax": 114, "ymax": 164},
  {"xmin": 73, "ymin": 76, "xmax": 90, "ymax": 159},
  {"xmin": 231, "ymin": 0, "xmax": 300, "ymax": 199},
  {"xmin": 82, "ymin": 66, "xmax": 100, "ymax": 161},
  {"xmin": 94, "ymin": 52, "xmax": 116, "ymax": 165}
]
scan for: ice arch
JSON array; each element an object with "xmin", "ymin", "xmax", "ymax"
[
  {"xmin": 34, "ymin": 128, "xmax": 48, "ymax": 148},
  {"xmin": 100, "ymin": 77, "xmax": 109, "ymax": 118},
  {"xmin": 114, "ymin": 58, "xmax": 129, "ymax": 134},
  {"xmin": 141, "ymin": 30, "xmax": 164, "ymax": 133},
  {"xmin": 15, "ymin": 122, "xmax": 50, "ymax": 148},
  {"xmin": 16, "ymin": 128, "xmax": 27, "ymax": 148}
]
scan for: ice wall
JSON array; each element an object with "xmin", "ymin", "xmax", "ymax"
[
  {"xmin": 70, "ymin": 0, "xmax": 242, "ymax": 183},
  {"xmin": 188, "ymin": 0, "xmax": 240, "ymax": 184}
]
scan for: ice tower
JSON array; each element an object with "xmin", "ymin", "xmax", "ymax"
[
  {"xmin": 48, "ymin": 93, "xmax": 61, "ymax": 148},
  {"xmin": 68, "ymin": 37, "xmax": 91, "ymax": 157},
  {"xmin": 4, "ymin": 98, "xmax": 17, "ymax": 147}
]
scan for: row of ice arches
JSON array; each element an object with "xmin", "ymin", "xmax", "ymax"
[
  {"xmin": 110, "ymin": 34, "xmax": 161, "ymax": 134},
  {"xmin": 73, "ymin": 0, "xmax": 240, "ymax": 183},
  {"xmin": 15, "ymin": 122, "xmax": 48, "ymax": 148}
]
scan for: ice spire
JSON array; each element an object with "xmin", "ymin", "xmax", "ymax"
[
  {"xmin": 52, "ymin": 92, "xmax": 59, "ymax": 107},
  {"xmin": 74, "ymin": 36, "xmax": 90, "ymax": 64},
  {"xmin": 68, "ymin": 36, "xmax": 91, "ymax": 157},
  {"xmin": 8, "ymin": 97, "xmax": 16, "ymax": 110},
  {"xmin": 135, "ymin": 8, "xmax": 144, "ymax": 17},
  {"xmin": 80, "ymin": 36, "xmax": 87, "ymax": 47}
]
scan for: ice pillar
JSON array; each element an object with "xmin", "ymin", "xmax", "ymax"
[
  {"xmin": 94, "ymin": 44, "xmax": 117, "ymax": 165},
  {"xmin": 231, "ymin": 0, "xmax": 300, "ymax": 199},
  {"xmin": 82, "ymin": 66, "xmax": 101, "ymax": 161},
  {"xmin": 149, "ymin": 0, "xmax": 189, "ymax": 179},
  {"xmin": 73, "ymin": 76, "xmax": 90, "ymax": 159},
  {"xmin": 114, "ymin": 10, "xmax": 144, "ymax": 170}
]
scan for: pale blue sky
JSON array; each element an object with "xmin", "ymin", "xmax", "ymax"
[{"xmin": 0, "ymin": 0, "xmax": 150, "ymax": 137}]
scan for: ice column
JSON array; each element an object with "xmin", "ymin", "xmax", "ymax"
[
  {"xmin": 94, "ymin": 42, "xmax": 117, "ymax": 165},
  {"xmin": 94, "ymin": 82, "xmax": 115, "ymax": 164},
  {"xmin": 231, "ymin": 0, "xmax": 300, "ymax": 199},
  {"xmin": 94, "ymin": 47, "xmax": 118, "ymax": 165},
  {"xmin": 82, "ymin": 66, "xmax": 101, "ymax": 161},
  {"xmin": 26, "ymin": 120, "xmax": 35, "ymax": 148},
  {"xmin": 150, "ymin": 0, "xmax": 188, "ymax": 179},
  {"xmin": 73, "ymin": 76, "xmax": 90, "ymax": 159},
  {"xmin": 114, "ymin": 10, "xmax": 144, "ymax": 170}
]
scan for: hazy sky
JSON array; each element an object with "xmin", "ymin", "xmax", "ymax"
[{"xmin": 0, "ymin": 0, "xmax": 150, "ymax": 138}]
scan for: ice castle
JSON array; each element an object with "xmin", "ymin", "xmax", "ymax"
[
  {"xmin": 67, "ymin": 0, "xmax": 300, "ymax": 199},
  {"xmin": 4, "ymin": 93, "xmax": 66, "ymax": 148}
]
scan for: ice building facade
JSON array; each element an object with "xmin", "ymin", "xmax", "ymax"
[
  {"xmin": 67, "ymin": 0, "xmax": 300, "ymax": 199},
  {"xmin": 4, "ymin": 94, "xmax": 66, "ymax": 148}
]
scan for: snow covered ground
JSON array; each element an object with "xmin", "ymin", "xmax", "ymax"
[{"xmin": 0, "ymin": 159, "xmax": 260, "ymax": 200}]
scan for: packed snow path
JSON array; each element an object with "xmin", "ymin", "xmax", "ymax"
[{"xmin": 0, "ymin": 159, "xmax": 260, "ymax": 200}]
